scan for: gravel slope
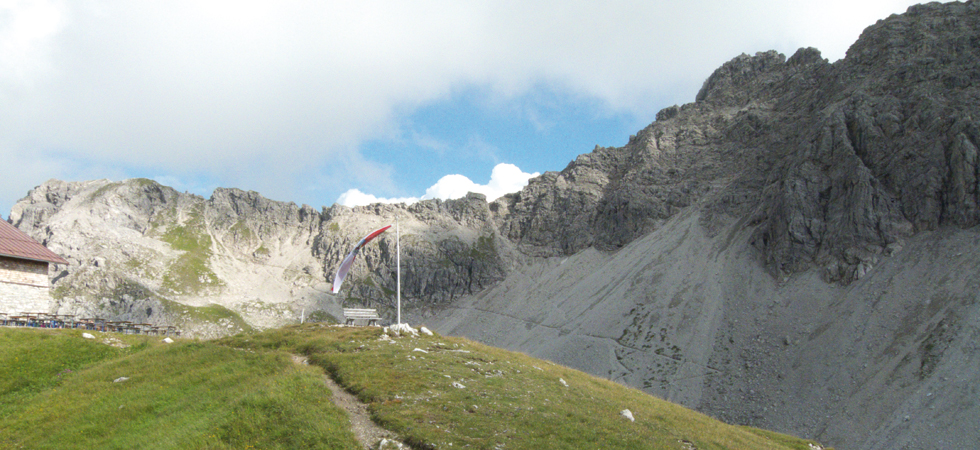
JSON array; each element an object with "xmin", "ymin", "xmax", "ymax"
[{"xmin": 423, "ymin": 210, "xmax": 980, "ymax": 450}]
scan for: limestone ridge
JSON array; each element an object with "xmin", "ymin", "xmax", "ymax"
[
  {"xmin": 315, "ymin": 194, "xmax": 507, "ymax": 306},
  {"xmin": 11, "ymin": 180, "xmax": 507, "ymax": 335},
  {"xmin": 496, "ymin": 1, "xmax": 980, "ymax": 284},
  {"xmin": 752, "ymin": 2, "xmax": 980, "ymax": 283}
]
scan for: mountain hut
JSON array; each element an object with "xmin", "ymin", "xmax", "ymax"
[{"xmin": 0, "ymin": 219, "xmax": 68, "ymax": 315}]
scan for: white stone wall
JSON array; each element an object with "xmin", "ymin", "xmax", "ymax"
[
  {"xmin": 0, "ymin": 281, "xmax": 51, "ymax": 314},
  {"xmin": 0, "ymin": 256, "xmax": 53, "ymax": 314}
]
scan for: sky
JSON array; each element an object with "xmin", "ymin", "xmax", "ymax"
[{"xmin": 0, "ymin": 0, "xmax": 942, "ymax": 219}]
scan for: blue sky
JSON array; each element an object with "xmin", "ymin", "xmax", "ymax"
[
  {"xmin": 346, "ymin": 85, "xmax": 647, "ymax": 203},
  {"xmin": 0, "ymin": 0, "xmax": 940, "ymax": 219}
]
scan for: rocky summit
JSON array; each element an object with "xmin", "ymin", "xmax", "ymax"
[{"xmin": 8, "ymin": 1, "xmax": 980, "ymax": 449}]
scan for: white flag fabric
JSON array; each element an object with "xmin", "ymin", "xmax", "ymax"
[{"xmin": 331, "ymin": 225, "xmax": 391, "ymax": 294}]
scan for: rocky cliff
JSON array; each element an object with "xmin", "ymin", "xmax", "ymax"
[
  {"xmin": 10, "ymin": 180, "xmax": 508, "ymax": 337},
  {"xmin": 429, "ymin": 3, "xmax": 980, "ymax": 449},
  {"xmin": 498, "ymin": 0, "xmax": 980, "ymax": 285},
  {"xmin": 8, "ymin": 1, "xmax": 980, "ymax": 449}
]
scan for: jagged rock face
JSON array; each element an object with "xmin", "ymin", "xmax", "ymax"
[
  {"xmin": 492, "ymin": 48, "xmax": 818, "ymax": 259},
  {"xmin": 495, "ymin": 1, "xmax": 980, "ymax": 284},
  {"xmin": 10, "ymin": 180, "xmax": 508, "ymax": 333},
  {"xmin": 751, "ymin": 1, "xmax": 980, "ymax": 283},
  {"xmin": 313, "ymin": 195, "xmax": 508, "ymax": 308}
]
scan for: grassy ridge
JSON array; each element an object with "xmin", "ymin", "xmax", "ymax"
[
  {"xmin": 2, "ymin": 325, "xmax": 828, "ymax": 449},
  {"xmin": 222, "ymin": 325, "xmax": 830, "ymax": 450},
  {"xmin": 0, "ymin": 328, "xmax": 359, "ymax": 449}
]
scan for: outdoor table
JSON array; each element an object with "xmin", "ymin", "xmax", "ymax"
[
  {"xmin": 2, "ymin": 314, "xmax": 178, "ymax": 336},
  {"xmin": 22, "ymin": 312, "xmax": 50, "ymax": 327},
  {"xmin": 107, "ymin": 321, "xmax": 133, "ymax": 333},
  {"xmin": 53, "ymin": 314, "xmax": 75, "ymax": 329},
  {"xmin": 82, "ymin": 318, "xmax": 107, "ymax": 332},
  {"xmin": 37, "ymin": 314, "xmax": 56, "ymax": 328},
  {"xmin": 19, "ymin": 313, "xmax": 36, "ymax": 326}
]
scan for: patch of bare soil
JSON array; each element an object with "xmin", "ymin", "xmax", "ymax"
[{"xmin": 291, "ymin": 355, "xmax": 405, "ymax": 450}]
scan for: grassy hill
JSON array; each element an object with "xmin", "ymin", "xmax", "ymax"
[{"xmin": 0, "ymin": 325, "xmax": 829, "ymax": 449}]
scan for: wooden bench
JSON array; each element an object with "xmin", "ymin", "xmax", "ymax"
[{"xmin": 343, "ymin": 308, "xmax": 382, "ymax": 326}]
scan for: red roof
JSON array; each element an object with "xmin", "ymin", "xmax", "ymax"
[{"xmin": 0, "ymin": 220, "xmax": 69, "ymax": 265}]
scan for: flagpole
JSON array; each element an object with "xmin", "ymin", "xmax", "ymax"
[{"xmin": 396, "ymin": 216, "xmax": 401, "ymax": 325}]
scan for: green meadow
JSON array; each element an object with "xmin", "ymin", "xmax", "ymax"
[{"xmin": 1, "ymin": 325, "xmax": 829, "ymax": 449}]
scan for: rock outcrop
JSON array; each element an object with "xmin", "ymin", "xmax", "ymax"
[
  {"xmin": 10, "ymin": 180, "xmax": 508, "ymax": 334},
  {"xmin": 496, "ymin": 1, "xmax": 980, "ymax": 285}
]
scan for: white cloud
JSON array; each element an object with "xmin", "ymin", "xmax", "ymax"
[
  {"xmin": 336, "ymin": 189, "xmax": 419, "ymax": 207},
  {"xmin": 0, "ymin": 0, "xmax": 66, "ymax": 86},
  {"xmin": 0, "ymin": 0, "xmax": 939, "ymax": 215},
  {"xmin": 337, "ymin": 163, "xmax": 538, "ymax": 207},
  {"xmin": 421, "ymin": 174, "xmax": 480, "ymax": 201},
  {"xmin": 424, "ymin": 163, "xmax": 538, "ymax": 201}
]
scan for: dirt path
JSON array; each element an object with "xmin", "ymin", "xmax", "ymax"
[{"xmin": 290, "ymin": 355, "xmax": 404, "ymax": 450}]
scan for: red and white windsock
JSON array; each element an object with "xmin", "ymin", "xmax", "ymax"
[{"xmin": 331, "ymin": 225, "xmax": 391, "ymax": 294}]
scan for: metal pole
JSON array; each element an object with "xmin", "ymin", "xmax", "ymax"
[{"xmin": 396, "ymin": 216, "xmax": 401, "ymax": 325}]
